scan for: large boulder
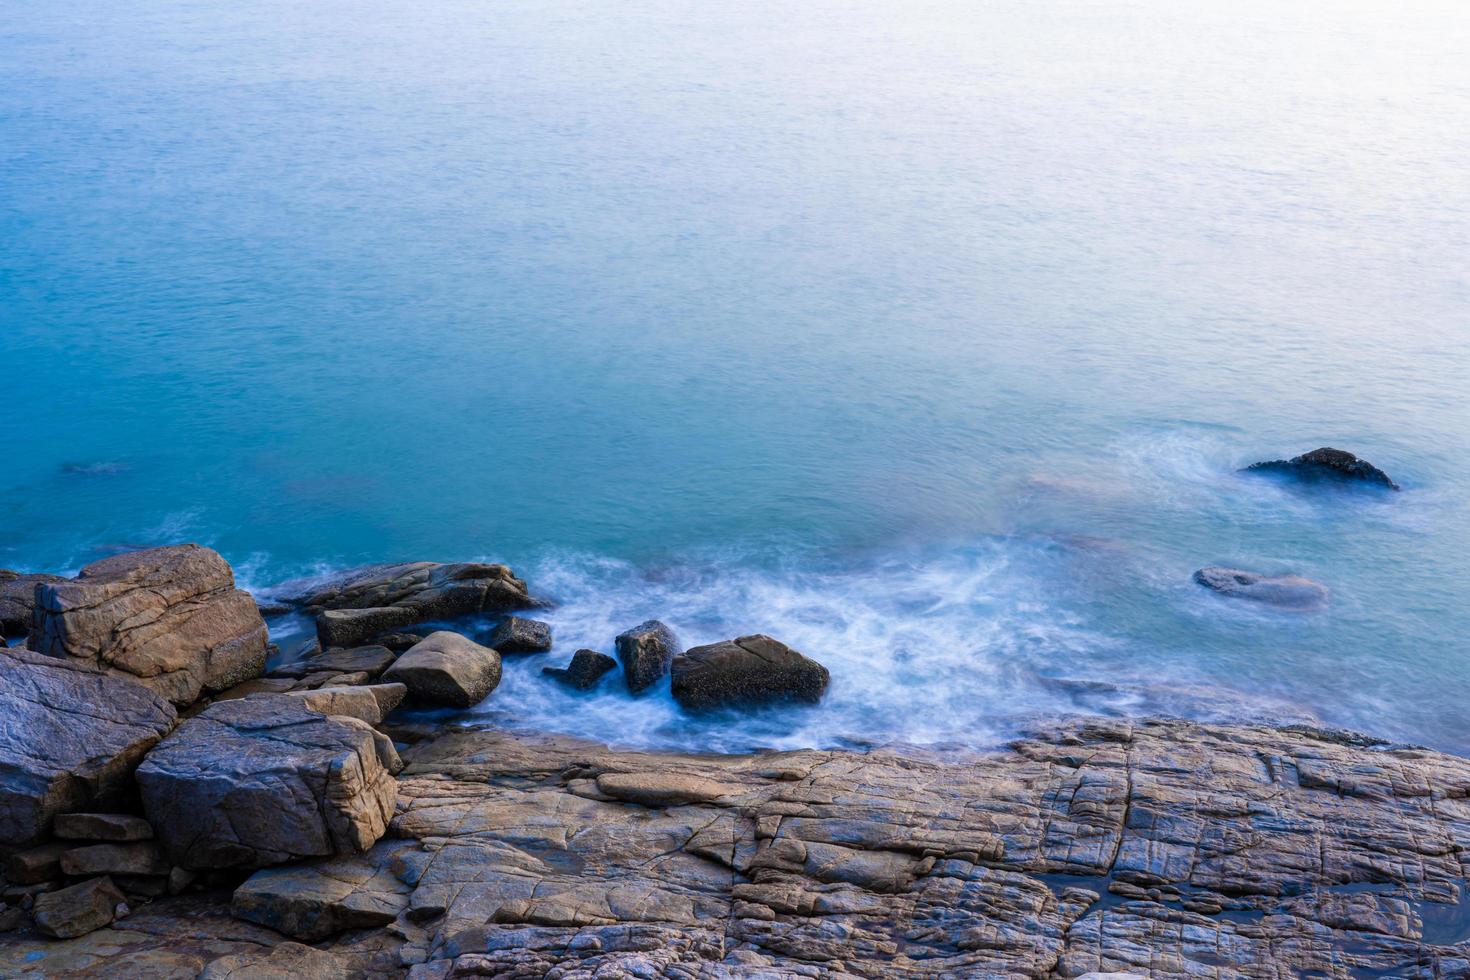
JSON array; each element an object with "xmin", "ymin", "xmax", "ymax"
[
  {"xmin": 0, "ymin": 649, "xmax": 176, "ymax": 847},
  {"xmin": 486, "ymin": 616, "xmax": 552, "ymax": 653},
  {"xmin": 1244, "ymin": 447, "xmax": 1400, "ymax": 490},
  {"xmin": 0, "ymin": 570, "xmax": 65, "ymax": 636},
  {"xmin": 31, "ymin": 545, "xmax": 269, "ymax": 706},
  {"xmin": 31, "ymin": 876, "xmax": 127, "ymax": 939},
  {"xmin": 136, "ymin": 697, "xmax": 399, "ymax": 870},
  {"xmin": 1193, "ymin": 567, "xmax": 1330, "ymax": 611},
  {"xmin": 382, "ymin": 631, "xmax": 501, "ymax": 708},
  {"xmin": 315, "ymin": 607, "xmax": 420, "ymax": 648},
  {"xmin": 616, "ymin": 620, "xmax": 681, "ymax": 695},
  {"xmin": 278, "ymin": 561, "xmax": 537, "ymax": 617},
  {"xmin": 670, "ymin": 634, "xmax": 830, "ymax": 711}
]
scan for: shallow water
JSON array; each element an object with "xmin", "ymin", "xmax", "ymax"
[{"xmin": 4, "ymin": 0, "xmax": 1469, "ymax": 752}]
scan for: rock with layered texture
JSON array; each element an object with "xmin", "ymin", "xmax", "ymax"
[
  {"xmin": 136, "ymin": 697, "xmax": 399, "ymax": 870},
  {"xmin": 275, "ymin": 683, "xmax": 407, "ymax": 725},
  {"xmin": 0, "ymin": 649, "xmax": 176, "ymax": 847},
  {"xmin": 615, "ymin": 620, "xmax": 680, "ymax": 695},
  {"xmin": 53, "ymin": 813, "xmax": 155, "ymax": 842},
  {"xmin": 1244, "ymin": 446, "xmax": 1401, "ymax": 490},
  {"xmin": 30, "ymin": 545, "xmax": 269, "ymax": 706},
  {"xmin": 382, "ymin": 631, "xmax": 500, "ymax": 708},
  {"xmin": 32, "ymin": 876, "xmax": 127, "ymax": 939},
  {"xmin": 0, "ymin": 569, "xmax": 65, "ymax": 636},
  {"xmin": 671, "ymin": 633, "xmax": 830, "ymax": 711},
  {"xmin": 279, "ymin": 560, "xmax": 537, "ymax": 617},
  {"xmin": 1194, "ymin": 566, "xmax": 1330, "ymax": 610}
]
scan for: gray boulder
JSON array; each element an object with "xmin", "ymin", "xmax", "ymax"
[
  {"xmin": 671, "ymin": 634, "xmax": 830, "ymax": 711},
  {"xmin": 1244, "ymin": 447, "xmax": 1400, "ymax": 490},
  {"xmin": 382, "ymin": 631, "xmax": 501, "ymax": 708},
  {"xmin": 486, "ymin": 616, "xmax": 552, "ymax": 653},
  {"xmin": 279, "ymin": 561, "xmax": 537, "ymax": 617},
  {"xmin": 1193, "ymin": 567, "xmax": 1330, "ymax": 610},
  {"xmin": 0, "ymin": 570, "xmax": 65, "ymax": 636},
  {"xmin": 136, "ymin": 697, "xmax": 399, "ymax": 869},
  {"xmin": 616, "ymin": 620, "xmax": 681, "ymax": 695},
  {"xmin": 542, "ymin": 649, "xmax": 618, "ymax": 690},
  {"xmin": 231, "ymin": 840, "xmax": 413, "ymax": 941},
  {"xmin": 31, "ymin": 545, "xmax": 269, "ymax": 706},
  {"xmin": 0, "ymin": 649, "xmax": 176, "ymax": 847},
  {"xmin": 32, "ymin": 876, "xmax": 127, "ymax": 939}
]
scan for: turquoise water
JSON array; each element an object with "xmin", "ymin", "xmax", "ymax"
[{"xmin": 4, "ymin": 0, "xmax": 1469, "ymax": 751}]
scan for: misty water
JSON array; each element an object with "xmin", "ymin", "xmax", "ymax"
[{"xmin": 3, "ymin": 0, "xmax": 1468, "ymax": 752}]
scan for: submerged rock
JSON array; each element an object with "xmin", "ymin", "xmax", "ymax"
[
  {"xmin": 1244, "ymin": 446, "xmax": 1400, "ymax": 490},
  {"xmin": 1193, "ymin": 566, "xmax": 1330, "ymax": 610},
  {"xmin": 486, "ymin": 615, "xmax": 552, "ymax": 653},
  {"xmin": 615, "ymin": 620, "xmax": 681, "ymax": 695},
  {"xmin": 0, "ymin": 569, "xmax": 66, "ymax": 636},
  {"xmin": 0, "ymin": 649, "xmax": 176, "ymax": 847},
  {"xmin": 671, "ymin": 634, "xmax": 830, "ymax": 711},
  {"xmin": 542, "ymin": 649, "xmax": 618, "ymax": 690},
  {"xmin": 136, "ymin": 697, "xmax": 399, "ymax": 869},
  {"xmin": 31, "ymin": 544, "xmax": 269, "ymax": 706},
  {"xmin": 382, "ymin": 631, "xmax": 500, "ymax": 708},
  {"xmin": 31, "ymin": 876, "xmax": 127, "ymax": 939}
]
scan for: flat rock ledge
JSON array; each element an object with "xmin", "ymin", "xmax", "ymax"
[{"xmin": 8, "ymin": 718, "xmax": 1470, "ymax": 978}]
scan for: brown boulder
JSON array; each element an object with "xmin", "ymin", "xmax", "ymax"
[
  {"xmin": 32, "ymin": 876, "xmax": 128, "ymax": 939},
  {"xmin": 382, "ymin": 631, "xmax": 501, "ymax": 708},
  {"xmin": 670, "ymin": 634, "xmax": 830, "ymax": 711}
]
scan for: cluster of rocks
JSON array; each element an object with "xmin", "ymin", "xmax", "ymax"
[{"xmin": 1190, "ymin": 447, "xmax": 1401, "ymax": 611}]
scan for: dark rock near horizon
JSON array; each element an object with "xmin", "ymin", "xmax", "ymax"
[
  {"xmin": 671, "ymin": 634, "xmax": 830, "ymax": 711},
  {"xmin": 542, "ymin": 649, "xmax": 617, "ymax": 690},
  {"xmin": 0, "ymin": 649, "xmax": 177, "ymax": 847},
  {"xmin": 136, "ymin": 697, "xmax": 399, "ymax": 870},
  {"xmin": 30, "ymin": 544, "xmax": 269, "ymax": 706},
  {"xmin": 1193, "ymin": 566, "xmax": 1330, "ymax": 610},
  {"xmin": 0, "ymin": 569, "xmax": 66, "ymax": 636},
  {"xmin": 486, "ymin": 615, "xmax": 552, "ymax": 653},
  {"xmin": 616, "ymin": 620, "xmax": 681, "ymax": 695},
  {"xmin": 1244, "ymin": 446, "xmax": 1400, "ymax": 490},
  {"xmin": 381, "ymin": 631, "xmax": 500, "ymax": 708}
]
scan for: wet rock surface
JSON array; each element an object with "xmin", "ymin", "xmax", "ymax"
[
  {"xmin": 136, "ymin": 697, "xmax": 399, "ymax": 869},
  {"xmin": 12, "ymin": 717, "xmax": 1470, "ymax": 977},
  {"xmin": 0, "ymin": 649, "xmax": 176, "ymax": 847},
  {"xmin": 542, "ymin": 648, "xmax": 617, "ymax": 690},
  {"xmin": 485, "ymin": 615, "xmax": 551, "ymax": 653},
  {"xmin": 671, "ymin": 633, "xmax": 831, "ymax": 711},
  {"xmin": 1193, "ymin": 566, "xmax": 1331, "ymax": 610},
  {"xmin": 30, "ymin": 544, "xmax": 269, "ymax": 706},
  {"xmin": 615, "ymin": 619, "xmax": 681, "ymax": 695},
  {"xmin": 1244, "ymin": 446, "xmax": 1401, "ymax": 490}
]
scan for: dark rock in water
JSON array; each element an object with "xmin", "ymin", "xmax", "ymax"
[
  {"xmin": 54, "ymin": 813, "xmax": 155, "ymax": 842},
  {"xmin": 278, "ymin": 561, "xmax": 539, "ymax": 617},
  {"xmin": 382, "ymin": 631, "xmax": 501, "ymax": 708},
  {"xmin": 671, "ymin": 634, "xmax": 830, "ymax": 711},
  {"xmin": 252, "ymin": 598, "xmax": 295, "ymax": 619},
  {"xmin": 1193, "ymin": 566, "xmax": 1330, "ymax": 610},
  {"xmin": 0, "ymin": 649, "xmax": 177, "ymax": 847},
  {"xmin": 487, "ymin": 615, "xmax": 552, "ymax": 654},
  {"xmin": 32, "ymin": 876, "xmax": 127, "ymax": 938},
  {"xmin": 1244, "ymin": 447, "xmax": 1400, "ymax": 490},
  {"xmin": 31, "ymin": 544, "xmax": 270, "ymax": 706},
  {"xmin": 61, "ymin": 461, "xmax": 130, "ymax": 476},
  {"xmin": 372, "ymin": 631, "xmax": 424, "ymax": 652},
  {"xmin": 542, "ymin": 649, "xmax": 617, "ymax": 690},
  {"xmin": 316, "ymin": 605, "xmax": 419, "ymax": 648},
  {"xmin": 0, "ymin": 570, "xmax": 66, "ymax": 636},
  {"xmin": 616, "ymin": 620, "xmax": 681, "ymax": 695},
  {"xmin": 136, "ymin": 697, "xmax": 399, "ymax": 870}
]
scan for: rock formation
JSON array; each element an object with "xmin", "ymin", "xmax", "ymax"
[
  {"xmin": 615, "ymin": 620, "xmax": 680, "ymax": 695},
  {"xmin": 1193, "ymin": 566, "xmax": 1331, "ymax": 610},
  {"xmin": 30, "ymin": 544, "xmax": 269, "ymax": 706},
  {"xmin": 1244, "ymin": 446, "xmax": 1401, "ymax": 490},
  {"xmin": 542, "ymin": 649, "xmax": 617, "ymax": 690},
  {"xmin": 671, "ymin": 633, "xmax": 830, "ymax": 710},
  {"xmin": 484, "ymin": 615, "xmax": 551, "ymax": 653},
  {"xmin": 0, "ymin": 570, "xmax": 65, "ymax": 637},
  {"xmin": 382, "ymin": 631, "xmax": 500, "ymax": 708}
]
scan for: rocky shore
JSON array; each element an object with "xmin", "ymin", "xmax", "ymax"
[{"xmin": 3, "ymin": 515, "xmax": 1466, "ymax": 978}]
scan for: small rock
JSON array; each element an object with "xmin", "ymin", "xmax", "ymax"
[
  {"xmin": 32, "ymin": 876, "xmax": 127, "ymax": 938},
  {"xmin": 1193, "ymin": 567, "xmax": 1330, "ymax": 610},
  {"xmin": 615, "ymin": 620, "xmax": 681, "ymax": 695},
  {"xmin": 671, "ymin": 634, "xmax": 830, "ymax": 711},
  {"xmin": 316, "ymin": 606, "xmax": 420, "ymax": 648},
  {"xmin": 542, "ymin": 649, "xmax": 617, "ymax": 690},
  {"xmin": 53, "ymin": 813, "xmax": 155, "ymax": 842},
  {"xmin": 382, "ymin": 632, "xmax": 501, "ymax": 708},
  {"xmin": 275, "ymin": 683, "xmax": 407, "ymax": 725},
  {"xmin": 1244, "ymin": 447, "xmax": 1400, "ymax": 491},
  {"xmin": 486, "ymin": 616, "xmax": 552, "ymax": 654},
  {"xmin": 373, "ymin": 632, "xmax": 425, "ymax": 652},
  {"xmin": 60, "ymin": 842, "xmax": 171, "ymax": 877},
  {"xmin": 5, "ymin": 842, "xmax": 69, "ymax": 884},
  {"xmin": 167, "ymin": 866, "xmax": 197, "ymax": 895}
]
